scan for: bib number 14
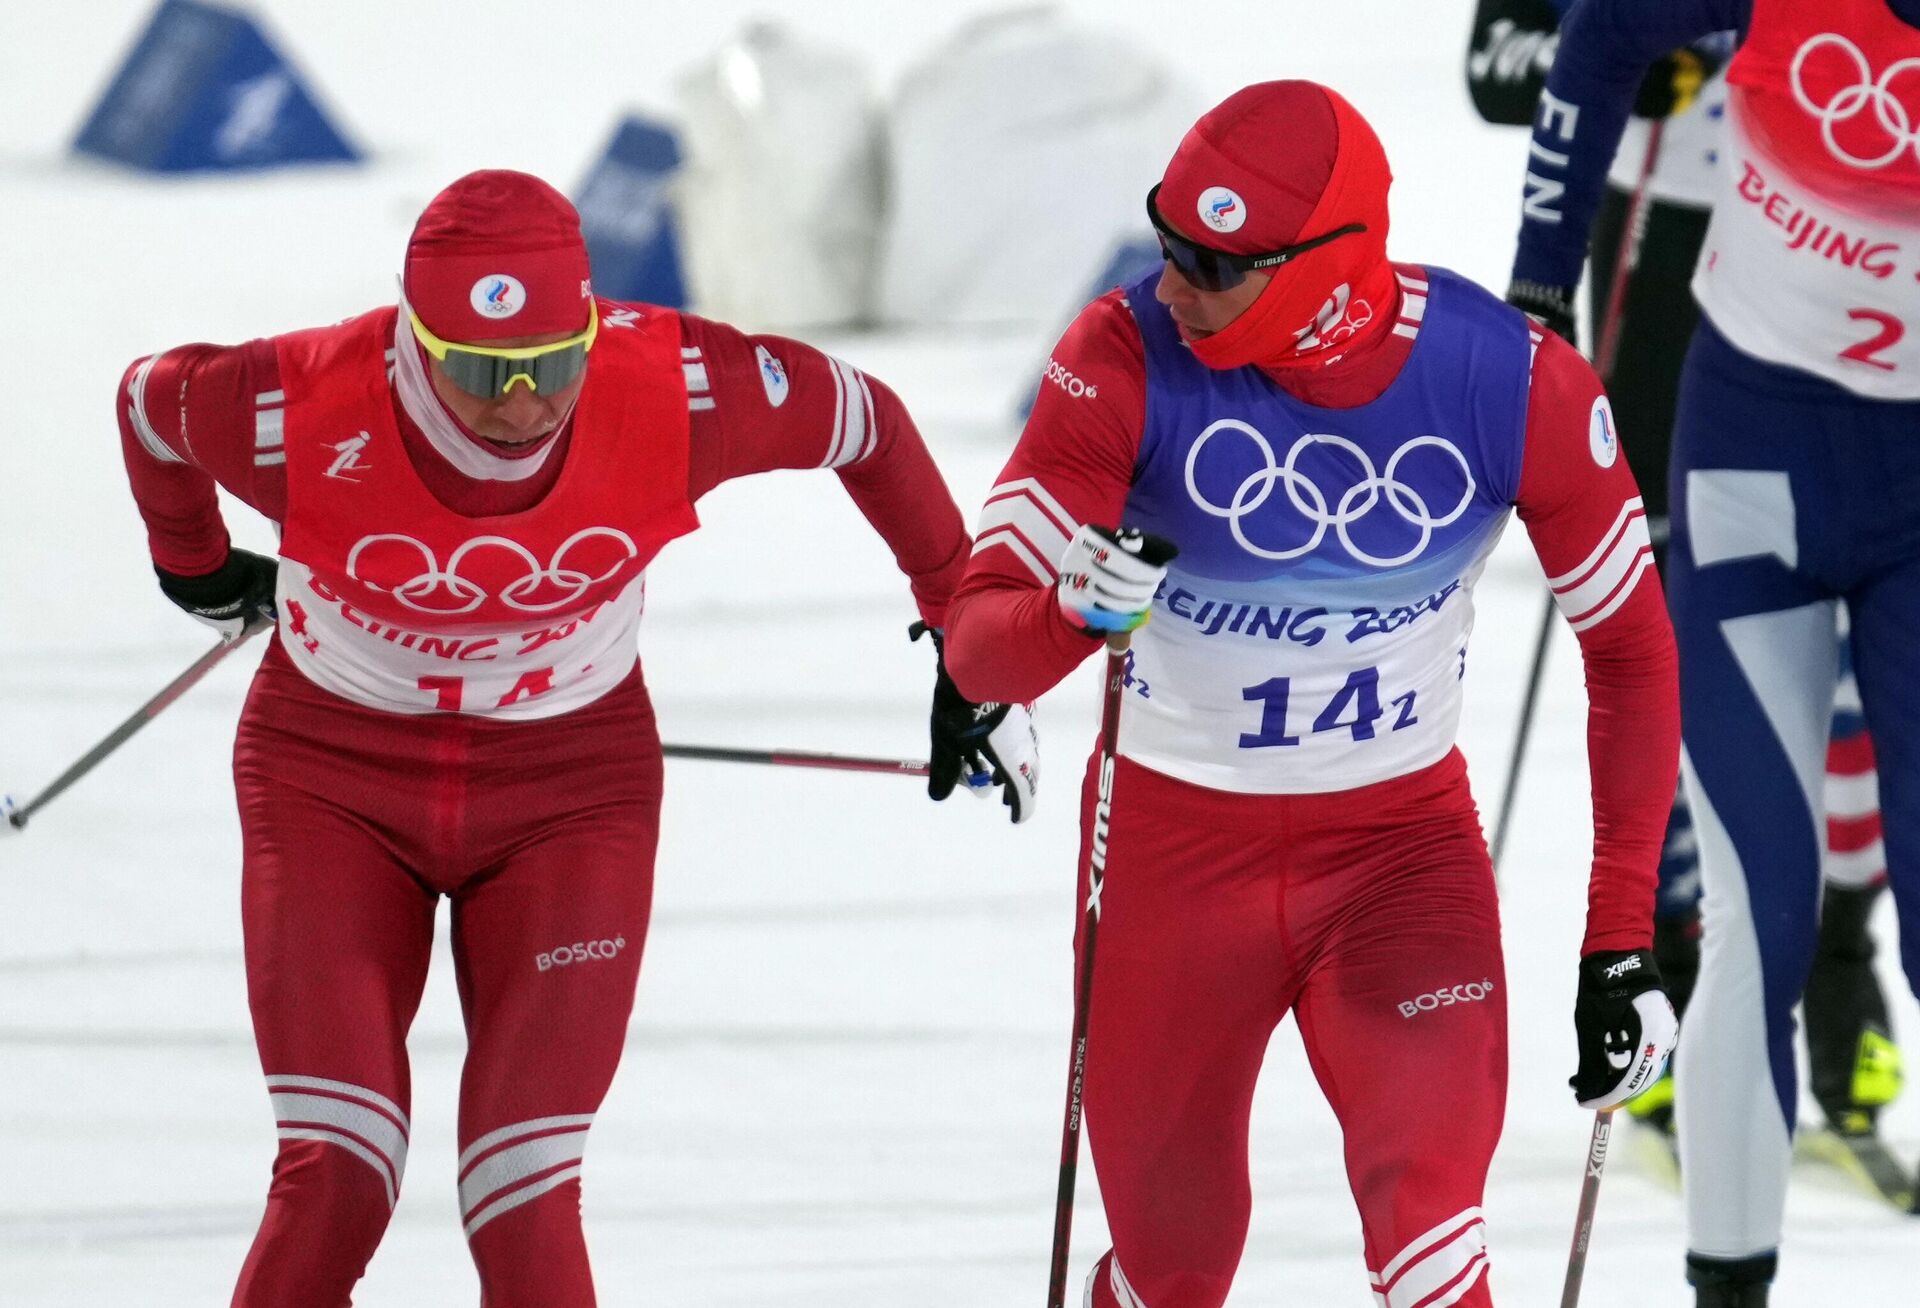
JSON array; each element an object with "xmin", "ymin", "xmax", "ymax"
[{"xmin": 1239, "ymin": 667, "xmax": 1417, "ymax": 749}]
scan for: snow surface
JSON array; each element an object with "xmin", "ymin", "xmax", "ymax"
[{"xmin": 1, "ymin": 2, "xmax": 1914, "ymax": 1304}]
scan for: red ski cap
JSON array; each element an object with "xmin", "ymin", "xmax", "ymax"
[
  {"xmin": 403, "ymin": 170, "xmax": 593, "ymax": 344},
  {"xmin": 1155, "ymin": 80, "xmax": 1395, "ymax": 372},
  {"xmin": 1155, "ymin": 80, "xmax": 1346, "ymax": 253}
]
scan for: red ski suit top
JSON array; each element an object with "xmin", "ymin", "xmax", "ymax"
[
  {"xmin": 945, "ymin": 273, "xmax": 1679, "ymax": 954},
  {"xmin": 118, "ymin": 303, "xmax": 971, "ymax": 661}
]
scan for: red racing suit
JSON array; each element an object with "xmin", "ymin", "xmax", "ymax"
[
  {"xmin": 944, "ymin": 269, "xmax": 1678, "ymax": 1308},
  {"xmin": 119, "ymin": 299, "xmax": 968, "ymax": 1307}
]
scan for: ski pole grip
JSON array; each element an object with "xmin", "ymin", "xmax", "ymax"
[
  {"xmin": 1130, "ymin": 531, "xmax": 1180, "ymax": 569},
  {"xmin": 1103, "ymin": 529, "xmax": 1180, "ymax": 652}
]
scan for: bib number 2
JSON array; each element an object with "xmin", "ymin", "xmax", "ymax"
[
  {"xmin": 1239, "ymin": 667, "xmax": 1418, "ymax": 749},
  {"xmin": 1840, "ymin": 309, "xmax": 1904, "ymax": 374}
]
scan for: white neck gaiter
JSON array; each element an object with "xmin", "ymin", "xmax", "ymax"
[{"xmin": 389, "ymin": 301, "xmax": 560, "ymax": 483}]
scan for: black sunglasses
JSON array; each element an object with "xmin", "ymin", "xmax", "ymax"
[{"xmin": 1146, "ymin": 184, "xmax": 1366, "ymax": 292}]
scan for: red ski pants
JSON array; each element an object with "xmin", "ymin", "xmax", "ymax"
[
  {"xmin": 1078, "ymin": 750, "xmax": 1506, "ymax": 1308},
  {"xmin": 228, "ymin": 639, "xmax": 661, "ymax": 1307}
]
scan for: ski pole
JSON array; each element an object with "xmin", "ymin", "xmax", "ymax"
[
  {"xmin": 4, "ymin": 618, "xmax": 271, "ymax": 834},
  {"xmin": 1045, "ymin": 530, "xmax": 1179, "ymax": 1308},
  {"xmin": 2, "ymin": 631, "xmax": 932, "ymax": 835},
  {"xmin": 662, "ymin": 743, "xmax": 927, "ymax": 777},
  {"xmin": 1045, "ymin": 628, "xmax": 1133, "ymax": 1308},
  {"xmin": 1559, "ymin": 1110, "xmax": 1616, "ymax": 1308}
]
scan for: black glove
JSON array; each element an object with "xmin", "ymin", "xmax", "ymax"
[
  {"xmin": 156, "ymin": 548, "xmax": 279, "ymax": 642},
  {"xmin": 1571, "ymin": 948, "xmax": 1679, "ymax": 1109},
  {"xmin": 1506, "ymin": 279, "xmax": 1580, "ymax": 351},
  {"xmin": 911, "ymin": 621, "xmax": 1039, "ymax": 825},
  {"xmin": 1634, "ymin": 45, "xmax": 1721, "ymax": 119}
]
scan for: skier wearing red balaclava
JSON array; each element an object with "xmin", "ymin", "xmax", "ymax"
[
  {"xmin": 945, "ymin": 81, "xmax": 1682, "ymax": 1307},
  {"xmin": 115, "ymin": 169, "xmax": 1038, "ymax": 1305},
  {"xmin": 1153, "ymin": 80, "xmax": 1398, "ymax": 376}
]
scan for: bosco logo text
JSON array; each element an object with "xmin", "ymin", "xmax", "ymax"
[
  {"xmin": 1043, "ymin": 357, "xmax": 1098, "ymax": 400},
  {"xmin": 536, "ymin": 936, "xmax": 628, "ymax": 972},
  {"xmin": 1399, "ymin": 978, "xmax": 1497, "ymax": 1018}
]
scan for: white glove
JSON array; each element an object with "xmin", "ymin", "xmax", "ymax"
[
  {"xmin": 1571, "ymin": 949, "xmax": 1680, "ymax": 1110},
  {"xmin": 969, "ymin": 700, "xmax": 1040, "ymax": 824},
  {"xmin": 1056, "ymin": 525, "xmax": 1174, "ymax": 635}
]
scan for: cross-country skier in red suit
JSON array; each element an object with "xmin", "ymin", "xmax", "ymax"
[
  {"xmin": 943, "ymin": 82, "xmax": 1680, "ymax": 1308},
  {"xmin": 116, "ymin": 169, "xmax": 1038, "ymax": 1307}
]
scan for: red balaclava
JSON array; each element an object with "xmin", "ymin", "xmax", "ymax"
[
  {"xmin": 403, "ymin": 170, "xmax": 593, "ymax": 343},
  {"xmin": 1155, "ymin": 81, "xmax": 1395, "ymax": 373}
]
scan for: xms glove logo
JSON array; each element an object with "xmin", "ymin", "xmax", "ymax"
[{"xmin": 1602, "ymin": 954, "xmax": 1642, "ymax": 981}]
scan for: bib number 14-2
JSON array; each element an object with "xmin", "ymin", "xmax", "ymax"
[{"xmin": 1239, "ymin": 666, "xmax": 1418, "ymax": 749}]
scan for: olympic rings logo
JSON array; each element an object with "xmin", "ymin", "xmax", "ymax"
[
  {"xmin": 1183, "ymin": 421, "xmax": 1475, "ymax": 568},
  {"xmin": 345, "ymin": 527, "xmax": 640, "ymax": 615},
  {"xmin": 1790, "ymin": 33, "xmax": 1920, "ymax": 171},
  {"xmin": 1294, "ymin": 283, "xmax": 1374, "ymax": 352}
]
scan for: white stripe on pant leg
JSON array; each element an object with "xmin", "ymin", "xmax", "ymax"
[
  {"xmin": 458, "ymin": 1126, "xmax": 590, "ymax": 1219},
  {"xmin": 1368, "ymin": 1207, "xmax": 1483, "ymax": 1288},
  {"xmin": 269, "ymin": 1092, "xmax": 409, "ymax": 1188},
  {"xmin": 464, "ymin": 1164, "xmax": 584, "ymax": 1239},
  {"xmin": 1368, "ymin": 1213, "xmax": 1487, "ymax": 1308},
  {"xmin": 457, "ymin": 1113, "xmax": 595, "ymax": 1173},
  {"xmin": 265, "ymin": 1074, "xmax": 411, "ymax": 1132},
  {"xmin": 1724, "ymin": 603, "xmax": 1837, "ymax": 836},
  {"xmin": 1109, "ymin": 1255, "xmax": 1149, "ymax": 1308},
  {"xmin": 263, "ymin": 1075, "xmax": 410, "ymax": 1208},
  {"xmin": 1678, "ymin": 603, "xmax": 1835, "ymax": 1260},
  {"xmin": 1677, "ymin": 744, "xmax": 1796, "ymax": 1259}
]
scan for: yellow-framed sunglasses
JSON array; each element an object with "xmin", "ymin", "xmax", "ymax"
[{"xmin": 407, "ymin": 302, "xmax": 598, "ymax": 399}]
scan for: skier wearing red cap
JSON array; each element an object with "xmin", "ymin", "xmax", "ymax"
[
  {"xmin": 944, "ymin": 81, "xmax": 1680, "ymax": 1307},
  {"xmin": 116, "ymin": 169, "xmax": 1037, "ymax": 1306}
]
